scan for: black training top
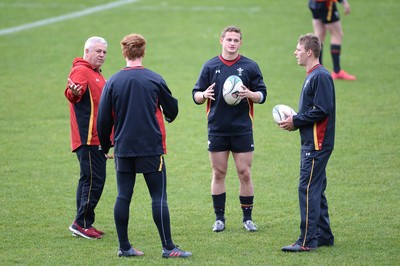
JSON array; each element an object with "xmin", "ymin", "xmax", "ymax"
[
  {"xmin": 192, "ymin": 55, "xmax": 267, "ymax": 136},
  {"xmin": 97, "ymin": 67, "xmax": 178, "ymax": 157}
]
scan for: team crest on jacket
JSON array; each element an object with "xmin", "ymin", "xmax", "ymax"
[{"xmin": 237, "ymin": 67, "xmax": 244, "ymax": 76}]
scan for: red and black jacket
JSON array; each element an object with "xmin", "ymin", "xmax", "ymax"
[{"xmin": 65, "ymin": 58, "xmax": 106, "ymax": 152}]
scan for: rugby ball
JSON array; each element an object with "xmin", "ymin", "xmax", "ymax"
[
  {"xmin": 272, "ymin": 104, "xmax": 297, "ymax": 123},
  {"xmin": 223, "ymin": 75, "xmax": 243, "ymax": 106}
]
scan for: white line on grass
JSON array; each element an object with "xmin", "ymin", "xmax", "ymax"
[
  {"xmin": 0, "ymin": 0, "xmax": 140, "ymax": 36},
  {"xmin": 130, "ymin": 5, "xmax": 261, "ymax": 13}
]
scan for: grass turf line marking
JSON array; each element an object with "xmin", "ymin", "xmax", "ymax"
[
  {"xmin": 130, "ymin": 5, "xmax": 260, "ymax": 12},
  {"xmin": 0, "ymin": 0, "xmax": 140, "ymax": 36}
]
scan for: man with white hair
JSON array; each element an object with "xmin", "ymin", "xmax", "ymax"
[{"xmin": 65, "ymin": 36, "xmax": 111, "ymax": 239}]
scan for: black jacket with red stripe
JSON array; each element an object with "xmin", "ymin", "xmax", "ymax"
[
  {"xmin": 192, "ymin": 55, "xmax": 267, "ymax": 136},
  {"xmin": 97, "ymin": 67, "xmax": 178, "ymax": 157},
  {"xmin": 293, "ymin": 65, "xmax": 336, "ymax": 151}
]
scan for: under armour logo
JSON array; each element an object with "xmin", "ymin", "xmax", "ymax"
[{"xmin": 215, "ymin": 70, "xmax": 220, "ymax": 74}]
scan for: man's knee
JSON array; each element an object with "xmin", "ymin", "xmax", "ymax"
[{"xmin": 238, "ymin": 169, "xmax": 251, "ymax": 183}]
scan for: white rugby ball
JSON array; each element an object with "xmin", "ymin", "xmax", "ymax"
[
  {"xmin": 272, "ymin": 104, "xmax": 297, "ymax": 123},
  {"xmin": 223, "ymin": 75, "xmax": 243, "ymax": 106}
]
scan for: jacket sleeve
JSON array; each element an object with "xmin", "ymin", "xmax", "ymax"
[
  {"xmin": 249, "ymin": 63, "xmax": 267, "ymax": 104},
  {"xmin": 293, "ymin": 74, "xmax": 334, "ymax": 128},
  {"xmin": 64, "ymin": 87, "xmax": 81, "ymax": 103},
  {"xmin": 158, "ymin": 79, "xmax": 178, "ymax": 123},
  {"xmin": 192, "ymin": 64, "xmax": 208, "ymax": 105},
  {"xmin": 97, "ymin": 82, "xmax": 114, "ymax": 154},
  {"xmin": 64, "ymin": 66, "xmax": 88, "ymax": 103}
]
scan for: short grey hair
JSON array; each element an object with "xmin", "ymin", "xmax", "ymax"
[{"xmin": 83, "ymin": 36, "xmax": 107, "ymax": 55}]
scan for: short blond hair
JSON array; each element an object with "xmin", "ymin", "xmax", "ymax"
[
  {"xmin": 221, "ymin": 25, "xmax": 242, "ymax": 40},
  {"xmin": 298, "ymin": 33, "xmax": 321, "ymax": 58}
]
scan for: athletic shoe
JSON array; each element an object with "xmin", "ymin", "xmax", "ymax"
[
  {"xmin": 212, "ymin": 220, "xmax": 225, "ymax": 232},
  {"xmin": 92, "ymin": 227, "xmax": 105, "ymax": 235},
  {"xmin": 68, "ymin": 221, "xmax": 102, "ymax": 239},
  {"xmin": 331, "ymin": 70, "xmax": 356, "ymax": 80},
  {"xmin": 118, "ymin": 246, "xmax": 144, "ymax": 257},
  {"xmin": 243, "ymin": 220, "xmax": 258, "ymax": 232},
  {"xmin": 317, "ymin": 240, "xmax": 334, "ymax": 247},
  {"xmin": 281, "ymin": 243, "xmax": 317, "ymax": 252},
  {"xmin": 162, "ymin": 246, "xmax": 192, "ymax": 258}
]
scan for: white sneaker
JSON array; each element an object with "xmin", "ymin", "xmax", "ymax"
[
  {"xmin": 243, "ymin": 220, "xmax": 258, "ymax": 232},
  {"xmin": 212, "ymin": 220, "xmax": 225, "ymax": 232}
]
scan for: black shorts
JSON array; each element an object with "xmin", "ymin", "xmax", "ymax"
[
  {"xmin": 208, "ymin": 135, "xmax": 254, "ymax": 153},
  {"xmin": 115, "ymin": 155, "xmax": 165, "ymax": 173},
  {"xmin": 310, "ymin": 2, "xmax": 340, "ymax": 23}
]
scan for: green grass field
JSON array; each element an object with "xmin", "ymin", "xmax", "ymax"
[{"xmin": 1, "ymin": 0, "xmax": 399, "ymax": 265}]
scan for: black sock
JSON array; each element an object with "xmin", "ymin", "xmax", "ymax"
[
  {"xmin": 240, "ymin": 195, "xmax": 254, "ymax": 222},
  {"xmin": 331, "ymin": 44, "xmax": 341, "ymax": 73},
  {"xmin": 212, "ymin": 193, "xmax": 226, "ymax": 221}
]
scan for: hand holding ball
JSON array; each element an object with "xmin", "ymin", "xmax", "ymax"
[
  {"xmin": 223, "ymin": 75, "xmax": 244, "ymax": 106},
  {"xmin": 272, "ymin": 104, "xmax": 297, "ymax": 123}
]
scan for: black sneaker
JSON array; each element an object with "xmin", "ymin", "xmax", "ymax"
[
  {"xmin": 162, "ymin": 246, "xmax": 192, "ymax": 258},
  {"xmin": 118, "ymin": 246, "xmax": 144, "ymax": 257},
  {"xmin": 318, "ymin": 240, "xmax": 334, "ymax": 247},
  {"xmin": 281, "ymin": 243, "xmax": 317, "ymax": 252}
]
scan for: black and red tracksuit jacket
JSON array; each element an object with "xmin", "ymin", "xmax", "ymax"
[{"xmin": 65, "ymin": 58, "xmax": 106, "ymax": 152}]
